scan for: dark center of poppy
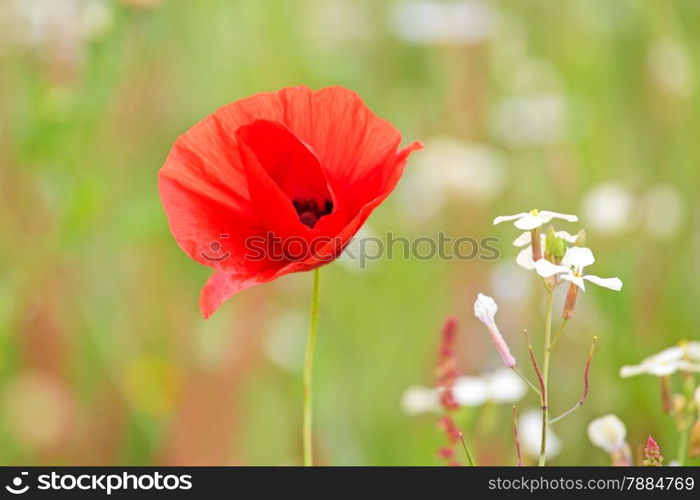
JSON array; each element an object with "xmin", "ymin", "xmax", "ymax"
[{"xmin": 292, "ymin": 199, "xmax": 333, "ymax": 229}]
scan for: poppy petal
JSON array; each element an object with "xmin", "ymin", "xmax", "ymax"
[
  {"xmin": 200, "ymin": 271, "xmax": 266, "ymax": 319},
  {"xmin": 237, "ymin": 120, "xmax": 332, "ymax": 205},
  {"xmin": 279, "ymin": 86, "xmax": 420, "ymax": 209}
]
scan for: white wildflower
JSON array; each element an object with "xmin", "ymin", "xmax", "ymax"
[
  {"xmin": 494, "ymin": 209, "xmax": 578, "ymax": 230},
  {"xmin": 534, "ymin": 247, "xmax": 622, "ymax": 291},
  {"xmin": 620, "ymin": 342, "xmax": 700, "ymax": 378},
  {"xmin": 588, "ymin": 414, "xmax": 627, "ymax": 454}
]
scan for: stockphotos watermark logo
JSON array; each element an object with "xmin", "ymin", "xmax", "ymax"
[
  {"xmin": 200, "ymin": 231, "xmax": 501, "ymax": 268},
  {"xmin": 5, "ymin": 472, "xmax": 29, "ymax": 495},
  {"xmin": 3, "ymin": 471, "xmax": 192, "ymax": 495}
]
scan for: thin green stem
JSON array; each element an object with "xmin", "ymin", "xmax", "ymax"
[
  {"xmin": 512, "ymin": 366, "xmax": 541, "ymax": 396},
  {"xmin": 548, "ymin": 319, "xmax": 568, "ymax": 352},
  {"xmin": 538, "ymin": 288, "xmax": 553, "ymax": 466},
  {"xmin": 677, "ymin": 425, "xmax": 690, "ymax": 466},
  {"xmin": 459, "ymin": 432, "xmax": 477, "ymax": 466},
  {"xmin": 303, "ymin": 268, "xmax": 321, "ymax": 466}
]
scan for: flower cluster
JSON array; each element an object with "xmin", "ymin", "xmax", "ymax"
[
  {"xmin": 643, "ymin": 436, "xmax": 664, "ymax": 467},
  {"xmin": 480, "ymin": 208, "xmax": 619, "ymax": 465},
  {"xmin": 495, "ymin": 208, "xmax": 622, "ymax": 319}
]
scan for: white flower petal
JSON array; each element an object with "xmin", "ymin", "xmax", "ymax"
[
  {"xmin": 514, "ymin": 213, "xmax": 544, "ymax": 230},
  {"xmin": 676, "ymin": 361, "xmax": 700, "ymax": 373},
  {"xmin": 620, "ymin": 364, "xmax": 647, "ymax": 378},
  {"xmin": 645, "ymin": 346, "xmax": 684, "ymax": 365},
  {"xmin": 648, "ymin": 360, "xmax": 683, "ymax": 376},
  {"xmin": 539, "ymin": 210, "xmax": 579, "ymax": 223},
  {"xmin": 588, "ymin": 414, "xmax": 627, "ymax": 453},
  {"xmin": 561, "ymin": 273, "xmax": 586, "ymax": 291},
  {"xmin": 554, "ymin": 230, "xmax": 578, "ymax": 243},
  {"xmin": 584, "ymin": 275, "xmax": 623, "ymax": 291},
  {"xmin": 619, "ymin": 346, "xmax": 690, "ymax": 378},
  {"xmin": 513, "ymin": 232, "xmax": 532, "ymax": 247},
  {"xmin": 684, "ymin": 341, "xmax": 700, "ymax": 362},
  {"xmin": 493, "ymin": 213, "xmax": 528, "ymax": 225},
  {"xmin": 562, "ymin": 246, "xmax": 595, "ymax": 270},
  {"xmin": 516, "ymin": 247, "xmax": 535, "ymax": 270},
  {"xmin": 534, "ymin": 259, "xmax": 569, "ymax": 278}
]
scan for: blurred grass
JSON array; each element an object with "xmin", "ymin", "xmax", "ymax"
[{"xmin": 0, "ymin": 0, "xmax": 699, "ymax": 465}]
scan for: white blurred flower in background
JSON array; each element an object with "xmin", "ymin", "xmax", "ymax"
[
  {"xmin": 647, "ymin": 37, "xmax": 694, "ymax": 98},
  {"xmin": 580, "ymin": 182, "xmax": 634, "ymax": 235},
  {"xmin": 0, "ymin": 0, "xmax": 113, "ymax": 65},
  {"xmin": 519, "ymin": 409, "xmax": 561, "ymax": 459},
  {"xmin": 588, "ymin": 414, "xmax": 626, "ymax": 453},
  {"xmin": 401, "ymin": 385, "xmax": 441, "ymax": 415},
  {"xmin": 489, "ymin": 93, "xmax": 568, "ymax": 148},
  {"xmin": 401, "ymin": 368, "xmax": 525, "ymax": 414},
  {"xmin": 484, "ymin": 367, "xmax": 526, "ymax": 403},
  {"xmin": 398, "ymin": 137, "xmax": 505, "ymax": 221},
  {"xmin": 390, "ymin": 0, "xmax": 499, "ymax": 46},
  {"xmin": 619, "ymin": 342, "xmax": 700, "ymax": 378},
  {"xmin": 638, "ymin": 183, "xmax": 684, "ymax": 240},
  {"xmin": 452, "ymin": 376, "xmax": 488, "ymax": 406}
]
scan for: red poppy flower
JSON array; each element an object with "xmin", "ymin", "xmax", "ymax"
[{"xmin": 158, "ymin": 86, "xmax": 422, "ymax": 318}]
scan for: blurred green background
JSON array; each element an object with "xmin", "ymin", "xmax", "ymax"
[{"xmin": 1, "ymin": 0, "xmax": 699, "ymax": 466}]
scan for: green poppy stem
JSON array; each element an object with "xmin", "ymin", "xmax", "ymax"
[{"xmin": 303, "ymin": 268, "xmax": 321, "ymax": 466}]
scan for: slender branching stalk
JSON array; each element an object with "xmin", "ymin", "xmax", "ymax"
[
  {"xmin": 512, "ymin": 366, "xmax": 541, "ymax": 396},
  {"xmin": 548, "ymin": 319, "xmax": 568, "ymax": 352},
  {"xmin": 512, "ymin": 406, "xmax": 523, "ymax": 466},
  {"xmin": 549, "ymin": 337, "xmax": 597, "ymax": 424},
  {"xmin": 538, "ymin": 288, "xmax": 554, "ymax": 466}
]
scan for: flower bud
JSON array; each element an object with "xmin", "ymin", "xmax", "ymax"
[
  {"xmin": 474, "ymin": 294, "xmax": 516, "ymax": 368},
  {"xmin": 660, "ymin": 376, "xmax": 673, "ymax": 414},
  {"xmin": 574, "ymin": 229, "xmax": 586, "ymax": 247},
  {"xmin": 552, "ymin": 237, "xmax": 567, "ymax": 262},
  {"xmin": 531, "ymin": 227, "xmax": 542, "ymax": 261},
  {"xmin": 545, "ymin": 225, "xmax": 556, "ymax": 259},
  {"xmin": 562, "ymin": 281, "xmax": 579, "ymax": 319}
]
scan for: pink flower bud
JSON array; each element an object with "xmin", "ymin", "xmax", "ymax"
[{"xmin": 474, "ymin": 294, "xmax": 516, "ymax": 368}]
